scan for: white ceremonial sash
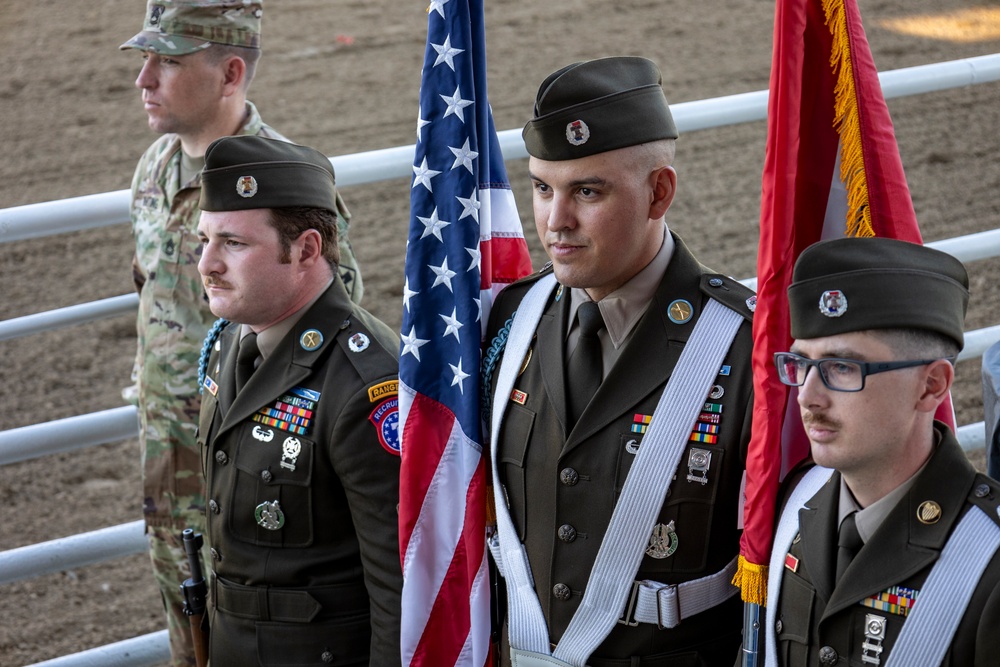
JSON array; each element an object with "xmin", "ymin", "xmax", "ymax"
[
  {"xmin": 764, "ymin": 465, "xmax": 835, "ymax": 667},
  {"xmin": 490, "ymin": 276, "xmax": 743, "ymax": 666}
]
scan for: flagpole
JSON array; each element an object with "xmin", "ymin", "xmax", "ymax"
[{"xmin": 741, "ymin": 603, "xmax": 762, "ymax": 667}]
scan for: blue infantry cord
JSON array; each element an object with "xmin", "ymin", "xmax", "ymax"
[
  {"xmin": 198, "ymin": 318, "xmax": 229, "ymax": 394},
  {"xmin": 480, "ymin": 314, "xmax": 516, "ymax": 422}
]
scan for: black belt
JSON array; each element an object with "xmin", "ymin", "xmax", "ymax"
[{"xmin": 213, "ymin": 575, "xmax": 369, "ymax": 623}]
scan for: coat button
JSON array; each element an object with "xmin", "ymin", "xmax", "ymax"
[
  {"xmin": 208, "ymin": 499, "xmax": 220, "ymax": 514},
  {"xmin": 775, "ymin": 619, "xmax": 783, "ymax": 634},
  {"xmin": 818, "ymin": 646, "xmax": 838, "ymax": 664},
  {"xmin": 709, "ymin": 277, "xmax": 724, "ymax": 287},
  {"xmin": 975, "ymin": 483, "xmax": 991, "ymax": 498},
  {"xmin": 210, "ymin": 548, "xmax": 221, "ymax": 562},
  {"xmin": 215, "ymin": 450, "xmax": 228, "ymax": 465},
  {"xmin": 552, "ymin": 583, "xmax": 571, "ymax": 601},
  {"xmin": 559, "ymin": 468, "xmax": 579, "ymax": 486},
  {"xmin": 558, "ymin": 524, "xmax": 577, "ymax": 542},
  {"xmin": 261, "ymin": 469, "xmax": 273, "ymax": 483},
  {"xmin": 321, "ymin": 651, "xmax": 334, "ymax": 663}
]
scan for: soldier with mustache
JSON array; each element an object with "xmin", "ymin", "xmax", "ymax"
[{"xmin": 767, "ymin": 237, "xmax": 1000, "ymax": 666}]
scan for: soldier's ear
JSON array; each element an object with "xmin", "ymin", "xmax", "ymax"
[
  {"xmin": 648, "ymin": 165, "xmax": 676, "ymax": 221},
  {"xmin": 220, "ymin": 56, "xmax": 247, "ymax": 97},
  {"xmin": 293, "ymin": 229, "xmax": 324, "ymax": 268},
  {"xmin": 916, "ymin": 358, "xmax": 954, "ymax": 414}
]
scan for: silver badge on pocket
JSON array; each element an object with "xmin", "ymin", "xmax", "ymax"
[
  {"xmin": 646, "ymin": 521, "xmax": 679, "ymax": 559},
  {"xmin": 254, "ymin": 500, "xmax": 285, "ymax": 530},
  {"xmin": 280, "ymin": 437, "xmax": 302, "ymax": 471},
  {"xmin": 686, "ymin": 448, "xmax": 712, "ymax": 485}
]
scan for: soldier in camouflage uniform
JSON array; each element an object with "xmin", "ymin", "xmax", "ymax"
[{"xmin": 120, "ymin": 2, "xmax": 363, "ymax": 664}]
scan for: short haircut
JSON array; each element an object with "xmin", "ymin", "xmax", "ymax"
[
  {"xmin": 870, "ymin": 328, "xmax": 960, "ymax": 361},
  {"xmin": 268, "ymin": 206, "xmax": 340, "ymax": 267},
  {"xmin": 630, "ymin": 138, "xmax": 676, "ymax": 171},
  {"xmin": 205, "ymin": 43, "xmax": 261, "ymax": 88}
]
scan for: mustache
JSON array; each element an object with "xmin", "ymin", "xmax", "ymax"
[
  {"xmin": 203, "ymin": 278, "xmax": 230, "ymax": 290},
  {"xmin": 802, "ymin": 412, "xmax": 839, "ymax": 430}
]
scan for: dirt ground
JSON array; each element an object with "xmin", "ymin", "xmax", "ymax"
[{"xmin": 1, "ymin": 0, "xmax": 998, "ymax": 664}]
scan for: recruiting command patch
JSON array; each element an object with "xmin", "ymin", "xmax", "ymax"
[{"xmin": 369, "ymin": 397, "xmax": 400, "ymax": 455}]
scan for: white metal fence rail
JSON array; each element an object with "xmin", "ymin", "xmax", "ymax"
[{"xmin": 2, "ymin": 54, "xmax": 999, "ymax": 667}]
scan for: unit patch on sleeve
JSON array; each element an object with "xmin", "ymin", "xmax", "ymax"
[{"xmin": 368, "ymin": 397, "xmax": 400, "ymax": 455}]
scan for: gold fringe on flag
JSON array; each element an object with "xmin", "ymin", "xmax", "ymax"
[
  {"xmin": 823, "ymin": 0, "xmax": 875, "ymax": 238},
  {"xmin": 733, "ymin": 555, "xmax": 768, "ymax": 605}
]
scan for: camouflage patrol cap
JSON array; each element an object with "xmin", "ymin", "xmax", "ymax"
[
  {"xmin": 522, "ymin": 56, "xmax": 678, "ymax": 161},
  {"xmin": 120, "ymin": 0, "xmax": 263, "ymax": 56},
  {"xmin": 200, "ymin": 136, "xmax": 338, "ymax": 215},
  {"xmin": 788, "ymin": 237, "xmax": 969, "ymax": 348}
]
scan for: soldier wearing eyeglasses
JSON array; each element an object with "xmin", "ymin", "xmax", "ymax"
[{"xmin": 766, "ymin": 237, "xmax": 1000, "ymax": 667}]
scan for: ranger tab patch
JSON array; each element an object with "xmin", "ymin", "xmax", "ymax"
[
  {"xmin": 368, "ymin": 380, "xmax": 399, "ymax": 403},
  {"xmin": 369, "ymin": 397, "xmax": 400, "ymax": 456}
]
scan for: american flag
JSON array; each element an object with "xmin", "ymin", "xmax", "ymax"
[{"xmin": 398, "ymin": 1, "xmax": 532, "ymax": 666}]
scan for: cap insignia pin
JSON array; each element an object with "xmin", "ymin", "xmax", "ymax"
[
  {"xmin": 236, "ymin": 175, "xmax": 258, "ymax": 198},
  {"xmin": 819, "ymin": 289, "xmax": 848, "ymax": 317},
  {"xmin": 565, "ymin": 120, "xmax": 590, "ymax": 146}
]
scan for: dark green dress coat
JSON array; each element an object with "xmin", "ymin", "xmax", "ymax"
[
  {"xmin": 773, "ymin": 424, "xmax": 1000, "ymax": 667},
  {"xmin": 197, "ymin": 278, "xmax": 402, "ymax": 667},
  {"xmin": 485, "ymin": 234, "xmax": 756, "ymax": 666}
]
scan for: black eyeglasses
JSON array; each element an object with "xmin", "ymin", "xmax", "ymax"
[{"xmin": 773, "ymin": 352, "xmax": 948, "ymax": 392}]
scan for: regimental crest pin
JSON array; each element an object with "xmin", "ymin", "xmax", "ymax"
[
  {"xmin": 819, "ymin": 289, "xmax": 848, "ymax": 317},
  {"xmin": 236, "ymin": 175, "xmax": 258, "ymax": 198},
  {"xmin": 645, "ymin": 521, "xmax": 679, "ymax": 559},
  {"xmin": 565, "ymin": 119, "xmax": 590, "ymax": 146},
  {"xmin": 349, "ymin": 332, "xmax": 370, "ymax": 353}
]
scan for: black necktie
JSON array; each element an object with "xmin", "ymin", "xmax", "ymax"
[
  {"xmin": 835, "ymin": 512, "xmax": 863, "ymax": 583},
  {"xmin": 566, "ymin": 302, "xmax": 605, "ymax": 427},
  {"xmin": 235, "ymin": 332, "xmax": 259, "ymax": 393}
]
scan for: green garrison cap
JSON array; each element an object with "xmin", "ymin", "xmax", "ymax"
[
  {"xmin": 788, "ymin": 237, "xmax": 969, "ymax": 347},
  {"xmin": 522, "ymin": 56, "xmax": 678, "ymax": 160},
  {"xmin": 120, "ymin": 0, "xmax": 262, "ymax": 55},
  {"xmin": 200, "ymin": 136, "xmax": 338, "ymax": 215}
]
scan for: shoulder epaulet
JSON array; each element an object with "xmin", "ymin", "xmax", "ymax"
[
  {"xmin": 198, "ymin": 318, "xmax": 229, "ymax": 394},
  {"xmin": 699, "ymin": 273, "xmax": 756, "ymax": 323},
  {"xmin": 336, "ymin": 311, "xmax": 398, "ymax": 383},
  {"xmin": 969, "ymin": 473, "xmax": 1000, "ymax": 529}
]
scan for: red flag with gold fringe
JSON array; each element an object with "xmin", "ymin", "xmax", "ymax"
[{"xmin": 734, "ymin": 0, "xmax": 953, "ymax": 606}]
